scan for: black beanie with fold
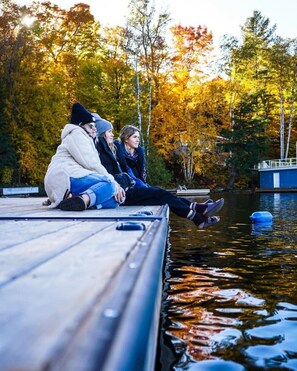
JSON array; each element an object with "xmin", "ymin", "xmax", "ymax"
[{"xmin": 71, "ymin": 102, "xmax": 95, "ymax": 126}]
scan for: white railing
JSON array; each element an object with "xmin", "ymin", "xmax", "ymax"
[{"xmin": 256, "ymin": 157, "xmax": 297, "ymax": 169}]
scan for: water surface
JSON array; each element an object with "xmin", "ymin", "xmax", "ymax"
[{"xmin": 157, "ymin": 193, "xmax": 297, "ymax": 371}]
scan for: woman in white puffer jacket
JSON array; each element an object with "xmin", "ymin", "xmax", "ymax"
[{"xmin": 44, "ymin": 102, "xmax": 125, "ymax": 211}]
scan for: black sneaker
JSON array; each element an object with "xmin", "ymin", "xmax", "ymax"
[{"xmin": 59, "ymin": 196, "xmax": 86, "ymax": 211}]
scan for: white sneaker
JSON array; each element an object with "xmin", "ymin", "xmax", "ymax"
[{"xmin": 203, "ymin": 198, "xmax": 224, "ymax": 218}]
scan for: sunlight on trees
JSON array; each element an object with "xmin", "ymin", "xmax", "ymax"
[{"xmin": 0, "ymin": 1, "xmax": 296, "ymax": 189}]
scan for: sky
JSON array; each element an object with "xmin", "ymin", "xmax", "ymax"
[{"xmin": 15, "ymin": 0, "xmax": 297, "ymax": 46}]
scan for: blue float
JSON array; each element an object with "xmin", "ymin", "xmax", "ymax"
[{"xmin": 250, "ymin": 211, "xmax": 273, "ymax": 223}]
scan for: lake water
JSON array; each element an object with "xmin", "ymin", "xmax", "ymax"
[{"xmin": 157, "ymin": 193, "xmax": 297, "ymax": 371}]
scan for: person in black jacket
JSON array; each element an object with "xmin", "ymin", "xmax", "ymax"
[
  {"xmin": 94, "ymin": 115, "xmax": 223, "ymax": 229},
  {"xmin": 114, "ymin": 125, "xmax": 148, "ymax": 188}
]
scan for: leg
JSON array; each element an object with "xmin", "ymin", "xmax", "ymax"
[
  {"xmin": 125, "ymin": 186, "xmax": 190, "ymax": 217},
  {"xmin": 177, "ymin": 194, "xmax": 223, "ymax": 216},
  {"xmin": 60, "ymin": 174, "xmax": 118, "ymax": 211},
  {"xmin": 165, "ymin": 192, "xmax": 214, "ymax": 214},
  {"xmin": 125, "ymin": 186, "xmax": 221, "ymax": 228}
]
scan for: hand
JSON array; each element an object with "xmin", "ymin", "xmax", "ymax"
[{"xmin": 114, "ymin": 185, "xmax": 126, "ymax": 204}]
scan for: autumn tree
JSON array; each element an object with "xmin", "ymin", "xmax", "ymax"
[
  {"xmin": 0, "ymin": 1, "xmax": 100, "ymax": 184},
  {"xmin": 151, "ymin": 24, "xmax": 222, "ymax": 185},
  {"xmin": 0, "ymin": 0, "xmax": 68, "ymax": 183},
  {"xmin": 126, "ymin": 0, "xmax": 170, "ymax": 144}
]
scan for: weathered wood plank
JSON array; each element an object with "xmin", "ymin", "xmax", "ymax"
[
  {"xmin": 0, "ymin": 197, "xmax": 161, "ymax": 217},
  {"xmin": 0, "ymin": 197, "xmax": 169, "ymax": 371},
  {"xmin": 50, "ymin": 218, "xmax": 168, "ymax": 371},
  {"xmin": 0, "ymin": 221, "xmax": 153, "ymax": 370},
  {"xmin": 0, "ymin": 220, "xmax": 119, "ymax": 286}
]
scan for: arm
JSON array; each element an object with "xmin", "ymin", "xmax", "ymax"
[
  {"xmin": 114, "ymin": 140, "xmax": 148, "ymax": 187},
  {"xmin": 126, "ymin": 166, "xmax": 148, "ymax": 188}
]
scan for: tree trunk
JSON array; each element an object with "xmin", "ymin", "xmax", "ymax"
[
  {"xmin": 226, "ymin": 165, "xmax": 238, "ymax": 189},
  {"xmin": 285, "ymin": 78, "xmax": 296, "ymax": 159},
  {"xmin": 146, "ymin": 77, "xmax": 152, "ymax": 157},
  {"xmin": 279, "ymin": 90, "xmax": 285, "ymax": 160},
  {"xmin": 135, "ymin": 57, "xmax": 142, "ymax": 133}
]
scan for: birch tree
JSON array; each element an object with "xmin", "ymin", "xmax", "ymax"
[{"xmin": 126, "ymin": 0, "xmax": 170, "ymax": 149}]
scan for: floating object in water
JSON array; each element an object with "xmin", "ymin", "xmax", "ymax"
[
  {"xmin": 251, "ymin": 223, "xmax": 273, "ymax": 234},
  {"xmin": 250, "ymin": 211, "xmax": 273, "ymax": 223}
]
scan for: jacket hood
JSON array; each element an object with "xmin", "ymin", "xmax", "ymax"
[{"xmin": 61, "ymin": 123, "xmax": 82, "ymax": 140}]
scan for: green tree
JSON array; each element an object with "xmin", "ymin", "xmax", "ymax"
[
  {"xmin": 221, "ymin": 93, "xmax": 269, "ymax": 189},
  {"xmin": 75, "ymin": 26, "xmax": 137, "ymax": 132},
  {"xmin": 267, "ymin": 37, "xmax": 297, "ymax": 159},
  {"xmin": 219, "ymin": 10, "xmax": 297, "ymax": 165}
]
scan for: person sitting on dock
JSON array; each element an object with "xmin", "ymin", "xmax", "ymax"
[
  {"xmin": 44, "ymin": 103, "xmax": 125, "ymax": 211},
  {"xmin": 93, "ymin": 115, "xmax": 224, "ymax": 229},
  {"xmin": 114, "ymin": 125, "xmax": 148, "ymax": 188},
  {"xmin": 114, "ymin": 124, "xmax": 224, "ymax": 218}
]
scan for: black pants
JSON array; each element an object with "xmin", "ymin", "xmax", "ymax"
[{"xmin": 124, "ymin": 186, "xmax": 192, "ymax": 218}]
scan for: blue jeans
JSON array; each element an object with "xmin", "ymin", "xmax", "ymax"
[{"xmin": 70, "ymin": 174, "xmax": 119, "ymax": 209}]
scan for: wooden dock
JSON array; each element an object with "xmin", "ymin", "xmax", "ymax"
[
  {"xmin": 255, "ymin": 187, "xmax": 297, "ymax": 193},
  {"xmin": 0, "ymin": 197, "xmax": 169, "ymax": 371},
  {"xmin": 176, "ymin": 188, "xmax": 210, "ymax": 196},
  {"xmin": 168, "ymin": 188, "xmax": 210, "ymax": 196}
]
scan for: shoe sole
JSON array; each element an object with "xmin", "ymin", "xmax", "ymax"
[
  {"xmin": 198, "ymin": 216, "xmax": 220, "ymax": 229},
  {"xmin": 204, "ymin": 198, "xmax": 224, "ymax": 217},
  {"xmin": 59, "ymin": 196, "xmax": 86, "ymax": 211}
]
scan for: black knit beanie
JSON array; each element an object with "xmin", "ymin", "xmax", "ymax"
[{"xmin": 71, "ymin": 103, "xmax": 95, "ymax": 126}]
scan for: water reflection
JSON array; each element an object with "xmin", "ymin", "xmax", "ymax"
[{"xmin": 158, "ymin": 193, "xmax": 297, "ymax": 370}]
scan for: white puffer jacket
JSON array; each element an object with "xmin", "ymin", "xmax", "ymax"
[{"xmin": 44, "ymin": 124, "xmax": 116, "ymax": 208}]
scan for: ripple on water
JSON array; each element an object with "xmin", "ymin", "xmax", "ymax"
[
  {"xmin": 188, "ymin": 359, "xmax": 245, "ymax": 370},
  {"xmin": 159, "ymin": 194, "xmax": 297, "ymax": 370},
  {"xmin": 244, "ymin": 344, "xmax": 287, "ymax": 368}
]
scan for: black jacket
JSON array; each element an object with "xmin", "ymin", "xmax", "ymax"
[
  {"xmin": 96, "ymin": 137, "xmax": 122, "ymax": 175},
  {"xmin": 96, "ymin": 137, "xmax": 135, "ymax": 190},
  {"xmin": 114, "ymin": 140, "xmax": 146, "ymax": 184}
]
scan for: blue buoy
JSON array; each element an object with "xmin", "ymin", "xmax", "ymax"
[{"xmin": 250, "ymin": 211, "xmax": 273, "ymax": 223}]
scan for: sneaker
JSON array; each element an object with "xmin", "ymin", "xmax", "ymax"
[
  {"xmin": 198, "ymin": 216, "xmax": 220, "ymax": 229},
  {"xmin": 202, "ymin": 198, "xmax": 213, "ymax": 204},
  {"xmin": 203, "ymin": 198, "xmax": 224, "ymax": 218},
  {"xmin": 59, "ymin": 196, "xmax": 86, "ymax": 211},
  {"xmin": 42, "ymin": 198, "xmax": 51, "ymax": 206}
]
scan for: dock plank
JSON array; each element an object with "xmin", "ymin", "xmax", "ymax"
[
  {"xmin": 0, "ymin": 220, "xmax": 122, "ymax": 286},
  {"xmin": 0, "ymin": 197, "xmax": 169, "ymax": 371},
  {"xmin": 0, "ymin": 225, "xmax": 147, "ymax": 369}
]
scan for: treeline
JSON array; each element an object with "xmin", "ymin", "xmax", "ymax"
[{"xmin": 0, "ymin": 0, "xmax": 296, "ymax": 189}]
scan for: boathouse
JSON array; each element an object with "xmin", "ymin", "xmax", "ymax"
[{"xmin": 257, "ymin": 157, "xmax": 297, "ymax": 190}]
